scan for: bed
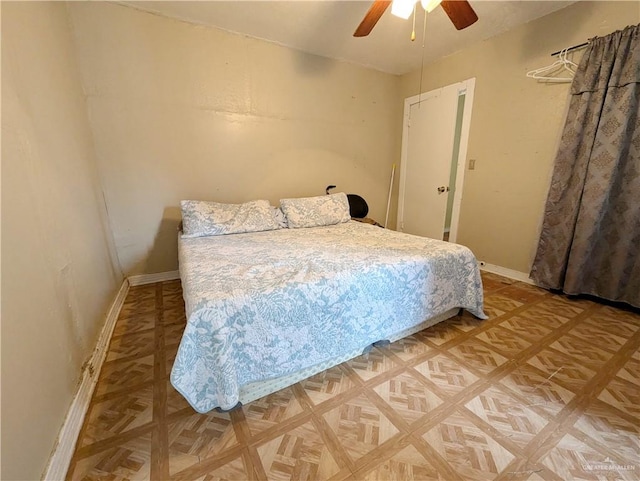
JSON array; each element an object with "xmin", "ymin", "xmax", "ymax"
[{"xmin": 171, "ymin": 195, "xmax": 486, "ymax": 413}]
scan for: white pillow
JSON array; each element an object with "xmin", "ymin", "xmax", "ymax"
[
  {"xmin": 181, "ymin": 199, "xmax": 280, "ymax": 238},
  {"xmin": 280, "ymin": 193, "xmax": 351, "ymax": 228}
]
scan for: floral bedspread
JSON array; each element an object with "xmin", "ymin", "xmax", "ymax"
[{"xmin": 172, "ymin": 221, "xmax": 486, "ymax": 412}]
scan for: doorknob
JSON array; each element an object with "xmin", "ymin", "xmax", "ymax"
[{"xmin": 437, "ymin": 186, "xmax": 450, "ymax": 194}]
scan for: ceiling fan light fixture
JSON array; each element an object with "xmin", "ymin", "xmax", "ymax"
[
  {"xmin": 420, "ymin": 0, "xmax": 442, "ymax": 13},
  {"xmin": 390, "ymin": 0, "xmax": 416, "ymax": 19},
  {"xmin": 353, "ymin": 0, "xmax": 477, "ymax": 38}
]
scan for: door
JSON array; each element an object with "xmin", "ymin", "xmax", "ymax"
[{"xmin": 397, "ymin": 79, "xmax": 475, "ymax": 242}]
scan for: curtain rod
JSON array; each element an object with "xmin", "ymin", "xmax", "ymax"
[{"xmin": 550, "ymin": 41, "xmax": 588, "ymax": 57}]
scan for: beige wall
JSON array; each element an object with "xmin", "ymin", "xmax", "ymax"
[
  {"xmin": 399, "ymin": 1, "xmax": 638, "ymax": 273},
  {"xmin": 67, "ymin": 2, "xmax": 402, "ymax": 276},
  {"xmin": 1, "ymin": 3, "xmax": 121, "ymax": 479}
]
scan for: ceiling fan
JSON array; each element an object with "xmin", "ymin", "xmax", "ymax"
[{"xmin": 354, "ymin": 0, "xmax": 478, "ymax": 37}]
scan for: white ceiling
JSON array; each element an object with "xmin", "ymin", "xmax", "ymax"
[{"xmin": 122, "ymin": 0, "xmax": 576, "ymax": 75}]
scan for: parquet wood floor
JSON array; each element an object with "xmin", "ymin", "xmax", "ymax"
[{"xmin": 67, "ymin": 273, "xmax": 640, "ymax": 480}]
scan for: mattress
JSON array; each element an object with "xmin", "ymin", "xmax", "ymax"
[{"xmin": 172, "ymin": 221, "xmax": 486, "ymax": 412}]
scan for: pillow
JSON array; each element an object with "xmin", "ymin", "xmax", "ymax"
[
  {"xmin": 180, "ymin": 199, "xmax": 280, "ymax": 238},
  {"xmin": 280, "ymin": 193, "xmax": 351, "ymax": 228}
]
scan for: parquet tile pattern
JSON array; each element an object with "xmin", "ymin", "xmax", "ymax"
[
  {"xmin": 257, "ymin": 421, "xmax": 341, "ymax": 480},
  {"xmin": 67, "ymin": 274, "xmax": 640, "ymax": 481},
  {"xmin": 422, "ymin": 411, "xmax": 516, "ymax": 480},
  {"xmin": 464, "ymin": 385, "xmax": 550, "ymax": 450},
  {"xmin": 167, "ymin": 410, "xmax": 239, "ymax": 475},
  {"xmin": 299, "ymin": 366, "xmax": 356, "ymax": 407},
  {"xmin": 81, "ymin": 385, "xmax": 154, "ymax": 446},
  {"xmin": 372, "ymin": 371, "xmax": 443, "ymax": 426},
  {"xmin": 323, "ymin": 392, "xmax": 399, "ymax": 463},
  {"xmin": 357, "ymin": 444, "xmax": 442, "ymax": 481}
]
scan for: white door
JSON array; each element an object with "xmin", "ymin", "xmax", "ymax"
[{"xmin": 397, "ymin": 79, "xmax": 475, "ymax": 242}]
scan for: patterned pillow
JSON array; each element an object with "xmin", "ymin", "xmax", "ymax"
[
  {"xmin": 280, "ymin": 193, "xmax": 351, "ymax": 228},
  {"xmin": 181, "ymin": 199, "xmax": 280, "ymax": 238}
]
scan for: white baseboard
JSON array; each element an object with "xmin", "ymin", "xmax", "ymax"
[
  {"xmin": 43, "ymin": 279, "xmax": 130, "ymax": 481},
  {"xmin": 480, "ymin": 262, "xmax": 535, "ymax": 286},
  {"xmin": 128, "ymin": 270, "xmax": 180, "ymax": 286}
]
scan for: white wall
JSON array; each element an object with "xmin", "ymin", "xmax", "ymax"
[
  {"xmin": 1, "ymin": 3, "xmax": 121, "ymax": 479},
  {"xmin": 399, "ymin": 1, "xmax": 638, "ymax": 273},
  {"xmin": 68, "ymin": 2, "xmax": 402, "ymax": 276}
]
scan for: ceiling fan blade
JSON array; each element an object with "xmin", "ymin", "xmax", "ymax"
[
  {"xmin": 353, "ymin": 0, "xmax": 392, "ymax": 37},
  {"xmin": 440, "ymin": 0, "xmax": 478, "ymax": 30}
]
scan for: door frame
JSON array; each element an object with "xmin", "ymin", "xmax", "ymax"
[{"xmin": 397, "ymin": 78, "xmax": 476, "ymax": 243}]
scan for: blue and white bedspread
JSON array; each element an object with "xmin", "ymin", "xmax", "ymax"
[{"xmin": 172, "ymin": 221, "xmax": 486, "ymax": 412}]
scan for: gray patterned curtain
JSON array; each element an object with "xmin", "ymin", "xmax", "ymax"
[{"xmin": 530, "ymin": 25, "xmax": 640, "ymax": 308}]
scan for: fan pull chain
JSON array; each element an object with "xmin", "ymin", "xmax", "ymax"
[{"xmin": 418, "ymin": 8, "xmax": 427, "ymax": 107}]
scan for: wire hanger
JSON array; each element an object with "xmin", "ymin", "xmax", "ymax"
[{"xmin": 526, "ymin": 48, "xmax": 577, "ymax": 83}]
